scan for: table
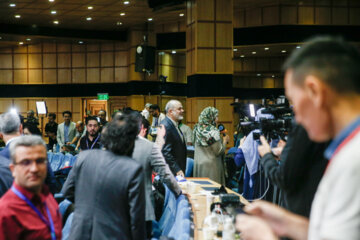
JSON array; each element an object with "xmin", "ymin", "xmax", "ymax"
[{"xmin": 180, "ymin": 177, "xmax": 249, "ymax": 240}]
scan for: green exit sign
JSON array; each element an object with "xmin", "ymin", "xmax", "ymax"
[{"xmin": 97, "ymin": 93, "xmax": 109, "ymax": 100}]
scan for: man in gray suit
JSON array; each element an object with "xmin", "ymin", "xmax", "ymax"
[
  {"xmin": 131, "ymin": 112, "xmax": 182, "ymax": 237},
  {"xmin": 62, "ymin": 113, "xmax": 146, "ymax": 240},
  {"xmin": 56, "ymin": 111, "xmax": 76, "ymax": 151}
]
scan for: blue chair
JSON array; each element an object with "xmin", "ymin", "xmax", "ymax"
[
  {"xmin": 59, "ymin": 199, "xmax": 72, "ymax": 217},
  {"xmin": 62, "ymin": 212, "xmax": 73, "ymax": 240},
  {"xmin": 185, "ymin": 157, "xmax": 194, "ymax": 177},
  {"xmin": 158, "ymin": 184, "xmax": 177, "ymax": 235}
]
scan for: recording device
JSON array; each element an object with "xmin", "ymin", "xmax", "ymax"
[{"xmin": 218, "ymin": 123, "xmax": 227, "ymax": 136}]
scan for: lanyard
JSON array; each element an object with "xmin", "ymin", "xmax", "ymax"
[
  {"xmin": 86, "ymin": 134, "xmax": 100, "ymax": 150},
  {"xmin": 11, "ymin": 186, "xmax": 56, "ymax": 240},
  {"xmin": 326, "ymin": 125, "xmax": 360, "ymax": 172}
]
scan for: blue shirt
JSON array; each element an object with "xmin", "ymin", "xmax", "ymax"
[
  {"xmin": 324, "ymin": 117, "xmax": 360, "ymax": 160},
  {"xmin": 64, "ymin": 123, "xmax": 70, "ymax": 143}
]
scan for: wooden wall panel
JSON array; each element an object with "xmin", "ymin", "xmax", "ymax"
[
  {"xmin": 101, "ymin": 43, "xmax": 113, "ymax": 51},
  {"xmin": 281, "ymin": 6, "xmax": 298, "ymax": 24},
  {"xmin": 29, "ymin": 54, "xmax": 42, "ymax": 68},
  {"xmin": 58, "ymin": 54, "xmax": 71, "ymax": 68},
  {"xmin": 13, "ymin": 99, "xmax": 27, "ymax": 113},
  {"xmin": 13, "ymin": 46, "xmax": 27, "ymax": 54},
  {"xmin": 87, "ymin": 53, "xmax": 100, "ymax": 67},
  {"xmin": 58, "ymin": 69, "xmax": 71, "ymax": 84},
  {"xmin": 349, "ymin": 8, "xmax": 360, "ymax": 24},
  {"xmin": 72, "ymin": 69, "xmax": 86, "ymax": 83},
  {"xmin": 87, "ymin": 68, "xmax": 100, "ymax": 83},
  {"xmin": 215, "ymin": 98, "xmax": 233, "ymax": 122},
  {"xmin": 58, "ymin": 98, "xmax": 72, "ymax": 113},
  {"xmin": 101, "ymin": 68, "xmax": 114, "ymax": 82},
  {"xmin": 101, "ymin": 52, "xmax": 114, "ymax": 67},
  {"xmin": 216, "ymin": 49, "xmax": 233, "ymax": 73},
  {"xmin": 14, "ymin": 70, "xmax": 27, "ymax": 84},
  {"xmin": 28, "ymin": 44, "xmax": 41, "ymax": 53},
  {"xmin": 43, "ymin": 43, "xmax": 56, "ymax": 53},
  {"xmin": 29, "ymin": 69, "xmax": 42, "ymax": 83},
  {"xmin": 0, "ymin": 54, "xmax": 12, "ymax": 68},
  {"xmin": 332, "ymin": 7, "xmax": 348, "ymax": 25},
  {"xmin": 43, "ymin": 70, "xmax": 56, "ymax": 84},
  {"xmin": 115, "ymin": 51, "xmax": 128, "ymax": 66},
  {"xmin": 299, "ymin": 6, "xmax": 315, "ymax": 24},
  {"xmin": 46, "ymin": 99, "xmax": 57, "ymax": 114},
  {"xmin": 72, "ymin": 53, "xmax": 85, "ymax": 68},
  {"xmin": 57, "ymin": 44, "xmax": 71, "ymax": 52},
  {"xmin": 72, "ymin": 44, "xmax": 85, "ymax": 52},
  {"xmin": 197, "ymin": 22, "xmax": 214, "ymax": 47},
  {"xmin": 0, "ymin": 70, "xmax": 13, "ymax": 84},
  {"xmin": 197, "ymin": 49, "xmax": 214, "ymax": 72},
  {"xmin": 197, "ymin": 0, "xmax": 214, "ymax": 21},
  {"xmin": 216, "ymin": 23, "xmax": 232, "ymax": 48},
  {"xmin": 243, "ymin": 58, "xmax": 256, "ymax": 72},
  {"xmin": 14, "ymin": 54, "xmax": 27, "ymax": 69},
  {"xmin": 263, "ymin": 78, "xmax": 275, "ymax": 88},
  {"xmin": 246, "ymin": 7, "xmax": 262, "ymax": 26},
  {"xmin": 315, "ymin": 7, "xmax": 331, "ymax": 24},
  {"xmin": 115, "ymin": 67, "xmax": 128, "ymax": 82},
  {"xmin": 263, "ymin": 6, "xmax": 280, "ymax": 25},
  {"xmin": 216, "ymin": 0, "xmax": 233, "ymax": 21},
  {"xmin": 43, "ymin": 54, "xmax": 56, "ymax": 68},
  {"xmin": 0, "ymin": 99, "xmax": 13, "ymax": 112}
]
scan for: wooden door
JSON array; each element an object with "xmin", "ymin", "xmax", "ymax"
[{"xmin": 86, "ymin": 100, "xmax": 107, "ymax": 117}]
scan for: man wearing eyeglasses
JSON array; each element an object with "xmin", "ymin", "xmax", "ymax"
[{"xmin": 0, "ymin": 135, "xmax": 62, "ymax": 240}]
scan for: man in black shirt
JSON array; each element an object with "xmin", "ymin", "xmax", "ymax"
[
  {"xmin": 79, "ymin": 116, "xmax": 102, "ymax": 151},
  {"xmin": 44, "ymin": 113, "xmax": 58, "ymax": 151}
]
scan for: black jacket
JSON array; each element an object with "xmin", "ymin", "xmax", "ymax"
[
  {"xmin": 260, "ymin": 124, "xmax": 329, "ymax": 217},
  {"xmin": 161, "ymin": 116, "xmax": 187, "ymax": 175}
]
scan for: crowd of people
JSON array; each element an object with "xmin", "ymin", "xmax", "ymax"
[{"xmin": 0, "ymin": 36, "xmax": 360, "ymax": 240}]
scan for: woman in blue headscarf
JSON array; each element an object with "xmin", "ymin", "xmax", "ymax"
[{"xmin": 193, "ymin": 107, "xmax": 229, "ymax": 185}]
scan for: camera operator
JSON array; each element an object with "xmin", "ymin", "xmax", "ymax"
[{"xmin": 257, "ymin": 123, "xmax": 329, "ymax": 218}]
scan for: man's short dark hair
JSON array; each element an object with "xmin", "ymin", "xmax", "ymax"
[
  {"xmin": 283, "ymin": 36, "xmax": 360, "ymax": 94},
  {"xmin": 23, "ymin": 123, "xmax": 42, "ymax": 136},
  {"xmin": 48, "ymin": 113, "xmax": 56, "ymax": 120},
  {"xmin": 86, "ymin": 116, "xmax": 99, "ymax": 125},
  {"xmin": 149, "ymin": 104, "xmax": 160, "ymax": 111},
  {"xmin": 101, "ymin": 113, "xmax": 139, "ymax": 157},
  {"xmin": 142, "ymin": 116, "xmax": 150, "ymax": 138},
  {"xmin": 62, "ymin": 111, "xmax": 72, "ymax": 117}
]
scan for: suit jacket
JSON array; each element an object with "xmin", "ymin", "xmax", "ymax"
[
  {"xmin": 132, "ymin": 136, "xmax": 181, "ymax": 221},
  {"xmin": 56, "ymin": 122, "xmax": 76, "ymax": 147},
  {"xmin": 62, "ymin": 150, "xmax": 146, "ymax": 240},
  {"xmin": 0, "ymin": 156, "xmax": 13, "ymax": 198},
  {"xmin": 161, "ymin": 116, "xmax": 187, "ymax": 175}
]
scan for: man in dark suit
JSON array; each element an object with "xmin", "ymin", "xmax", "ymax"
[
  {"xmin": 161, "ymin": 100, "xmax": 187, "ymax": 177},
  {"xmin": 62, "ymin": 113, "xmax": 146, "ymax": 240}
]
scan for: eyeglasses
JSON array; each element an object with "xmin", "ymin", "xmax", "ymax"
[{"xmin": 15, "ymin": 159, "xmax": 47, "ymax": 167}]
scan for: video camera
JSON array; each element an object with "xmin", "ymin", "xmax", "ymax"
[{"xmin": 239, "ymin": 96, "xmax": 294, "ymax": 141}]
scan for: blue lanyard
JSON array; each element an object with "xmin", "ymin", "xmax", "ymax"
[
  {"xmin": 11, "ymin": 186, "xmax": 56, "ymax": 240},
  {"xmin": 86, "ymin": 134, "xmax": 100, "ymax": 150}
]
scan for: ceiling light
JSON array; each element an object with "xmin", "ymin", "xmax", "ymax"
[
  {"xmin": 179, "ymin": 13, "xmax": 184, "ymax": 17},
  {"xmin": 158, "ymin": 51, "xmax": 165, "ymax": 55},
  {"xmin": 51, "ymin": 10, "xmax": 57, "ymax": 14},
  {"xmin": 26, "ymin": 38, "xmax": 31, "ymax": 41},
  {"xmin": 171, "ymin": 50, "xmax": 176, "ymax": 54},
  {"xmin": 116, "ymin": 21, "xmax": 123, "ymax": 25},
  {"xmin": 19, "ymin": 42, "xmax": 24, "ymax": 45},
  {"xmin": 257, "ymin": 73, "xmax": 261, "ymax": 76},
  {"xmin": 240, "ymin": 55, "xmax": 245, "ymax": 58},
  {"xmin": 281, "ymin": 50, "xmax": 287, "ymax": 53},
  {"xmin": 53, "ymin": 20, "xmax": 59, "ymax": 24},
  {"xmin": 272, "ymin": 75, "xmax": 275, "ymax": 78},
  {"xmin": 10, "ymin": 108, "xmax": 18, "ymax": 114},
  {"xmin": 78, "ymin": 41, "xmax": 84, "ymax": 44},
  {"xmin": 296, "ymin": 46, "xmax": 301, "ymax": 49},
  {"xmin": 124, "ymin": 1, "xmax": 130, "ymax": 4},
  {"xmin": 14, "ymin": 15, "xmax": 21, "ymax": 18},
  {"xmin": 233, "ymin": 48, "xmax": 238, "ymax": 52},
  {"xmin": 88, "ymin": 6, "xmax": 93, "ymax": 10},
  {"xmin": 120, "ymin": 12, "xmax": 125, "ymax": 16},
  {"xmin": 9, "ymin": 3, "xmax": 16, "ymax": 7},
  {"xmin": 0, "ymin": 37, "xmax": 2, "ymax": 40},
  {"xmin": 49, "ymin": 0, "xmax": 54, "ymax": 2},
  {"xmin": 264, "ymin": 47, "xmax": 269, "ymax": 50},
  {"xmin": 86, "ymin": 17, "xmax": 92, "ymax": 21},
  {"xmin": 252, "ymin": 51, "xmax": 256, "ymax": 54},
  {"xmin": 148, "ymin": 18, "xmax": 153, "ymax": 21}
]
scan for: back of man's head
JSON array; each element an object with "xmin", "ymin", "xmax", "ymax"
[
  {"xmin": 283, "ymin": 36, "xmax": 360, "ymax": 94},
  {"xmin": 101, "ymin": 113, "xmax": 139, "ymax": 157},
  {"xmin": 149, "ymin": 104, "xmax": 160, "ymax": 111},
  {"xmin": 0, "ymin": 112, "xmax": 21, "ymax": 135}
]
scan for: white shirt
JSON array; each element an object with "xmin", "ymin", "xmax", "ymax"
[
  {"xmin": 308, "ymin": 133, "xmax": 360, "ymax": 240},
  {"xmin": 141, "ymin": 109, "xmax": 150, "ymax": 120},
  {"xmin": 151, "ymin": 113, "xmax": 165, "ymax": 127}
]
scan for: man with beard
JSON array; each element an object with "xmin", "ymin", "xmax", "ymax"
[
  {"xmin": 79, "ymin": 116, "xmax": 102, "ymax": 151},
  {"xmin": 161, "ymin": 100, "xmax": 187, "ymax": 177}
]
